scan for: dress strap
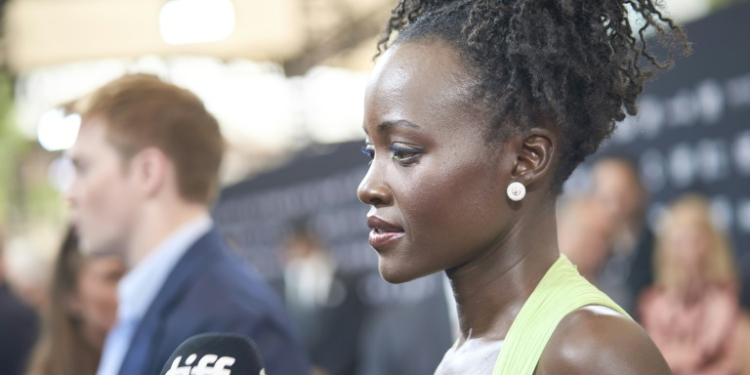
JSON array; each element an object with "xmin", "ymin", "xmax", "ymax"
[{"xmin": 491, "ymin": 255, "xmax": 631, "ymax": 375}]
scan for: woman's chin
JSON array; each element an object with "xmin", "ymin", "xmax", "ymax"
[{"xmin": 378, "ymin": 259, "xmax": 426, "ymax": 284}]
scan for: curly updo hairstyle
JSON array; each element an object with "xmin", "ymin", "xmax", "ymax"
[{"xmin": 376, "ymin": 0, "xmax": 690, "ymax": 194}]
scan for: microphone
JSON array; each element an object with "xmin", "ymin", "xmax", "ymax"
[{"xmin": 159, "ymin": 333, "xmax": 266, "ymax": 375}]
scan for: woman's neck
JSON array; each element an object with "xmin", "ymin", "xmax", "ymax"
[{"xmin": 447, "ymin": 206, "xmax": 560, "ymax": 343}]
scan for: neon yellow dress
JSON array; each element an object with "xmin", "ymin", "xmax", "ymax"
[{"xmin": 491, "ymin": 254, "xmax": 631, "ymax": 375}]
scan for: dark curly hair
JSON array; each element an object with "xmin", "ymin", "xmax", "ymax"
[{"xmin": 376, "ymin": 0, "xmax": 690, "ymax": 194}]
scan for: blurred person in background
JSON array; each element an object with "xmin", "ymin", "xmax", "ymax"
[
  {"xmin": 356, "ymin": 283, "xmax": 453, "ymax": 375},
  {"xmin": 0, "ymin": 229, "xmax": 40, "ymax": 375},
  {"xmin": 591, "ymin": 156, "xmax": 655, "ymax": 315},
  {"xmin": 3, "ymin": 238, "xmax": 52, "ymax": 311},
  {"xmin": 280, "ymin": 228, "xmax": 366, "ymax": 375},
  {"xmin": 639, "ymin": 195, "xmax": 750, "ymax": 375},
  {"xmin": 26, "ymin": 227, "xmax": 124, "ymax": 375},
  {"xmin": 66, "ymin": 74, "xmax": 308, "ymax": 375},
  {"xmin": 557, "ymin": 196, "xmax": 612, "ymax": 284}
]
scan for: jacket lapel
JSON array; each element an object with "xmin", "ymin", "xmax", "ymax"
[{"xmin": 117, "ymin": 229, "xmax": 224, "ymax": 375}]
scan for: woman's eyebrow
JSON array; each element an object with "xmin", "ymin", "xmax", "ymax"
[
  {"xmin": 363, "ymin": 119, "xmax": 421, "ymax": 135},
  {"xmin": 377, "ymin": 119, "xmax": 421, "ymax": 132}
]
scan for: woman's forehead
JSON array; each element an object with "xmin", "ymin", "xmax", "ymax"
[
  {"xmin": 368, "ymin": 42, "xmax": 474, "ymax": 97},
  {"xmin": 365, "ymin": 42, "xmax": 483, "ymax": 128}
]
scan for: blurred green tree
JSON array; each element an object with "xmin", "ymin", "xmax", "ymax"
[{"xmin": 0, "ymin": 72, "xmax": 31, "ymax": 229}]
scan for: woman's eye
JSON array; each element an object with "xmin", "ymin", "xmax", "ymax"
[
  {"xmin": 361, "ymin": 145, "xmax": 375, "ymax": 160},
  {"xmin": 389, "ymin": 145, "xmax": 422, "ymax": 164}
]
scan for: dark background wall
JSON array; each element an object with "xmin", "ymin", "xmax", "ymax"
[{"xmin": 213, "ymin": 2, "xmax": 750, "ymax": 307}]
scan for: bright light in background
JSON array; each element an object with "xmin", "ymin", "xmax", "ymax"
[
  {"xmin": 37, "ymin": 109, "xmax": 81, "ymax": 151},
  {"xmin": 664, "ymin": 0, "xmax": 710, "ymax": 23},
  {"xmin": 302, "ymin": 67, "xmax": 368, "ymax": 144},
  {"xmin": 160, "ymin": 0, "xmax": 235, "ymax": 45},
  {"xmin": 628, "ymin": 0, "xmax": 710, "ymax": 35},
  {"xmin": 48, "ymin": 156, "xmax": 76, "ymax": 193}
]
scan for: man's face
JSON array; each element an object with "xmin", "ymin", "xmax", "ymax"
[
  {"xmin": 592, "ymin": 160, "xmax": 642, "ymax": 227},
  {"xmin": 66, "ymin": 120, "xmax": 141, "ymax": 256}
]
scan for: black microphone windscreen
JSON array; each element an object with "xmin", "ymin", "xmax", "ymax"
[{"xmin": 159, "ymin": 333, "xmax": 265, "ymax": 375}]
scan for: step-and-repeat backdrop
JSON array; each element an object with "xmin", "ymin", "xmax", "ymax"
[{"xmin": 213, "ymin": 2, "xmax": 750, "ymax": 307}]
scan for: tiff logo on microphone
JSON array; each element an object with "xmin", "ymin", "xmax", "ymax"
[{"xmin": 165, "ymin": 353, "xmax": 266, "ymax": 375}]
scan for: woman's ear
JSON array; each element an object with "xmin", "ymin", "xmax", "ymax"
[{"xmin": 510, "ymin": 128, "xmax": 557, "ymax": 189}]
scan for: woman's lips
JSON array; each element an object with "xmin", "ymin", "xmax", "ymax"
[
  {"xmin": 367, "ymin": 216, "xmax": 405, "ymax": 248},
  {"xmin": 369, "ymin": 228, "xmax": 405, "ymax": 248}
]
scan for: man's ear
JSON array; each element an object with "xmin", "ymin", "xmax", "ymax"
[
  {"xmin": 509, "ymin": 128, "xmax": 557, "ymax": 189},
  {"xmin": 130, "ymin": 147, "xmax": 168, "ymax": 198}
]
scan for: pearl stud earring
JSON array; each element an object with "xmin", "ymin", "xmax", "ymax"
[{"xmin": 507, "ymin": 182, "xmax": 526, "ymax": 201}]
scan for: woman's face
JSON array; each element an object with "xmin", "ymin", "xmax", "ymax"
[
  {"xmin": 663, "ymin": 216, "xmax": 711, "ymax": 276},
  {"xmin": 74, "ymin": 256, "xmax": 124, "ymax": 335},
  {"xmin": 357, "ymin": 41, "xmax": 517, "ymax": 284}
]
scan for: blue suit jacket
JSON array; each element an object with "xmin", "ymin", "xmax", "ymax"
[{"xmin": 117, "ymin": 229, "xmax": 310, "ymax": 375}]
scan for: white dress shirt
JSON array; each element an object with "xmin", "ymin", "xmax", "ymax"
[{"xmin": 96, "ymin": 215, "xmax": 212, "ymax": 375}]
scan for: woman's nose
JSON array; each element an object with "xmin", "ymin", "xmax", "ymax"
[{"xmin": 357, "ymin": 165, "xmax": 392, "ymax": 207}]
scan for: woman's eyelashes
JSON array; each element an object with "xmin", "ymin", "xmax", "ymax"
[
  {"xmin": 389, "ymin": 144, "xmax": 423, "ymax": 164},
  {"xmin": 363, "ymin": 142, "xmax": 424, "ymax": 165},
  {"xmin": 362, "ymin": 144, "xmax": 375, "ymax": 160}
]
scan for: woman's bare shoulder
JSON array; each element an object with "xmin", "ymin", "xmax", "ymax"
[{"xmin": 535, "ymin": 306, "xmax": 672, "ymax": 375}]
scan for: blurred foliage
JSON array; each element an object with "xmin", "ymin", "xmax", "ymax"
[
  {"xmin": 0, "ymin": 72, "xmax": 64, "ymax": 232},
  {"xmin": 0, "ymin": 72, "xmax": 30, "ymax": 229}
]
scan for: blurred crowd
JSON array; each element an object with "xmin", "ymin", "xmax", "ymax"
[
  {"xmin": 0, "ymin": 76, "xmax": 748, "ymax": 375},
  {"xmin": 559, "ymin": 157, "xmax": 750, "ymax": 375}
]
